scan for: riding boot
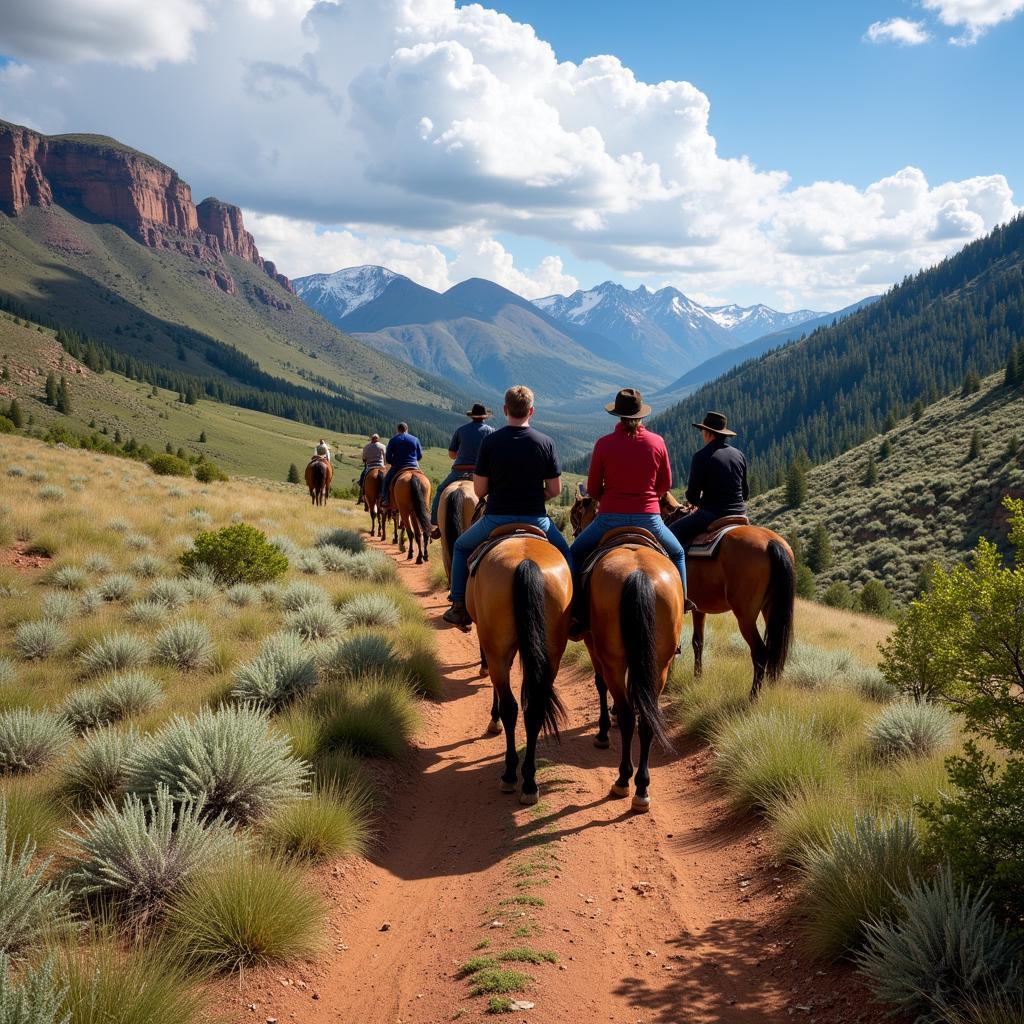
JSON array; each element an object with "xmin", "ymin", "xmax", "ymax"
[
  {"xmin": 430, "ymin": 525, "xmax": 441, "ymax": 540},
  {"xmin": 442, "ymin": 600, "xmax": 472, "ymax": 630}
]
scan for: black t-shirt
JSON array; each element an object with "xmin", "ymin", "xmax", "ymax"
[{"xmin": 475, "ymin": 425, "xmax": 560, "ymax": 516}]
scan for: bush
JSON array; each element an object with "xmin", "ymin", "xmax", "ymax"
[
  {"xmin": 799, "ymin": 812, "xmax": 922, "ymax": 958},
  {"xmin": 146, "ymin": 579, "xmax": 188, "ymax": 611},
  {"xmin": 152, "ymin": 619, "xmax": 214, "ymax": 672},
  {"xmin": 268, "ymin": 535, "xmax": 300, "ymax": 560},
  {"xmin": 322, "ymin": 634, "xmax": 397, "ymax": 681},
  {"xmin": 41, "ymin": 593, "xmax": 78, "ymax": 622},
  {"xmin": 315, "ymin": 528, "xmax": 365, "ymax": 553},
  {"xmin": 124, "ymin": 600, "xmax": 165, "ymax": 627},
  {"xmin": 284, "ymin": 603, "xmax": 340, "ymax": 642},
  {"xmin": 295, "ymin": 549, "xmax": 326, "ymax": 575},
  {"xmin": 767, "ymin": 785, "xmax": 862, "ymax": 866},
  {"xmin": 274, "ymin": 707, "xmax": 324, "ymax": 763},
  {"xmin": 79, "ymin": 633, "xmax": 150, "ymax": 676},
  {"xmin": 50, "ymin": 566, "xmax": 88, "ymax": 591},
  {"xmin": 78, "ymin": 589, "xmax": 103, "ymax": 615},
  {"xmin": 314, "ymin": 747, "xmax": 371, "ymax": 797},
  {"xmin": 193, "ymin": 460, "xmax": 228, "ymax": 483},
  {"xmin": 15, "ymin": 620, "xmax": 67, "ymax": 661},
  {"xmin": 97, "ymin": 574, "xmax": 134, "ymax": 602},
  {"xmin": 179, "ymin": 524, "xmax": 288, "ymax": 585},
  {"xmin": 181, "ymin": 567, "xmax": 218, "ymax": 602},
  {"xmin": 0, "ymin": 710, "xmax": 73, "ymax": 774},
  {"xmin": 232, "ymin": 634, "xmax": 318, "ymax": 712},
  {"xmin": 856, "ymin": 867, "xmax": 1021, "ymax": 1022},
  {"xmin": 102, "ymin": 672, "xmax": 163, "ymax": 719},
  {"xmin": 784, "ymin": 642, "xmax": 857, "ymax": 689},
  {"xmin": 262, "ymin": 784, "xmax": 371, "ymax": 862},
  {"xmin": 225, "ymin": 583, "xmax": 260, "ymax": 607},
  {"xmin": 0, "ymin": 657, "xmax": 14, "ymax": 687},
  {"xmin": 61, "ymin": 689, "xmax": 112, "ymax": 734},
  {"xmin": 147, "ymin": 454, "xmax": 191, "ymax": 477},
  {"xmin": 0, "ymin": 955, "xmax": 67, "ymax": 1023},
  {"xmin": 123, "ymin": 534, "xmax": 152, "ymax": 552},
  {"xmin": 164, "ymin": 854, "xmax": 325, "ymax": 973},
  {"xmin": 83, "ymin": 555, "xmax": 113, "ymax": 574},
  {"xmin": 38, "ymin": 485, "xmax": 66, "ymax": 502},
  {"xmin": 336, "ymin": 594, "xmax": 400, "ymax": 631},
  {"xmin": 64, "ymin": 787, "xmax": 236, "ymax": 921},
  {"xmin": 127, "ymin": 555, "xmax": 164, "ymax": 579},
  {"xmin": 280, "ymin": 580, "xmax": 330, "ymax": 613},
  {"xmin": 128, "ymin": 706, "xmax": 309, "ymax": 825},
  {"xmin": 317, "ymin": 676, "xmax": 420, "ymax": 758},
  {"xmin": 60, "ymin": 727, "xmax": 138, "ymax": 807},
  {"xmin": 857, "ymin": 579, "xmax": 894, "ymax": 617},
  {"xmin": 867, "ymin": 700, "xmax": 955, "ymax": 760},
  {"xmin": 821, "ymin": 581, "xmax": 854, "ymax": 609}
]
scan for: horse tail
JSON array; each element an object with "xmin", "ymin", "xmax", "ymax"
[
  {"xmin": 764, "ymin": 539, "xmax": 795, "ymax": 681},
  {"xmin": 444, "ymin": 485, "xmax": 464, "ymax": 556},
  {"xmin": 513, "ymin": 559, "xmax": 565, "ymax": 740},
  {"xmin": 410, "ymin": 474, "xmax": 431, "ymax": 543},
  {"xmin": 620, "ymin": 569, "xmax": 672, "ymax": 750}
]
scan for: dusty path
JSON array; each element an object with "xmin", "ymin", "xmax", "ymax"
[{"xmin": 224, "ymin": 539, "xmax": 875, "ymax": 1024}]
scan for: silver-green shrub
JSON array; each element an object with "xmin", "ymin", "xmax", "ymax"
[
  {"xmin": 83, "ymin": 554, "xmax": 113, "ymax": 574},
  {"xmin": 147, "ymin": 578, "xmax": 189, "ymax": 611},
  {"xmin": 867, "ymin": 700, "xmax": 955, "ymax": 760},
  {"xmin": 102, "ymin": 672, "xmax": 163, "ymax": 719},
  {"xmin": 128, "ymin": 555, "xmax": 165, "ymax": 579},
  {"xmin": 61, "ymin": 726, "xmax": 138, "ymax": 806},
  {"xmin": 225, "ymin": 583, "xmax": 261, "ymax": 607},
  {"xmin": 97, "ymin": 574, "xmax": 135, "ymax": 603},
  {"xmin": 232, "ymin": 633, "xmax": 318, "ymax": 711},
  {"xmin": 284, "ymin": 603, "xmax": 340, "ymax": 642},
  {"xmin": 337, "ymin": 594, "xmax": 401, "ymax": 630},
  {"xmin": 0, "ymin": 710, "xmax": 73, "ymax": 774},
  {"xmin": 0, "ymin": 658, "xmax": 13, "ymax": 686},
  {"xmin": 269, "ymin": 535, "xmax": 300, "ymax": 560},
  {"xmin": 280, "ymin": 581, "xmax": 330, "ymax": 613},
  {"xmin": 106, "ymin": 519, "xmax": 130, "ymax": 533},
  {"xmin": 14, "ymin": 620, "xmax": 67, "ymax": 661},
  {"xmin": 79, "ymin": 633, "xmax": 150, "ymax": 676},
  {"xmin": 125, "ymin": 600, "xmax": 166, "ymax": 627},
  {"xmin": 0, "ymin": 954, "xmax": 68, "ymax": 1024},
  {"xmin": 181, "ymin": 566, "xmax": 218, "ymax": 602},
  {"xmin": 123, "ymin": 533, "xmax": 152, "ymax": 552},
  {"xmin": 295, "ymin": 549, "xmax": 326, "ymax": 575},
  {"xmin": 50, "ymin": 566, "xmax": 88, "ymax": 592},
  {"xmin": 321, "ymin": 634, "xmax": 396, "ymax": 680},
  {"xmin": 78, "ymin": 589, "xmax": 103, "ymax": 615},
  {"xmin": 314, "ymin": 528, "xmax": 365, "ymax": 553},
  {"xmin": 785, "ymin": 641, "xmax": 857, "ymax": 688},
  {"xmin": 61, "ymin": 689, "xmax": 111, "ymax": 733},
  {"xmin": 38, "ymin": 485, "xmax": 65, "ymax": 503},
  {"xmin": 152, "ymin": 619, "xmax": 214, "ymax": 672},
  {"xmin": 40, "ymin": 593, "xmax": 77, "ymax": 622}
]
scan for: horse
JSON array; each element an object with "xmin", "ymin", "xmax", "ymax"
[
  {"xmin": 438, "ymin": 478, "xmax": 479, "ymax": 582},
  {"xmin": 571, "ymin": 489, "xmax": 795, "ymax": 698},
  {"xmin": 391, "ymin": 469, "xmax": 432, "ymax": 564},
  {"xmin": 305, "ymin": 458, "xmax": 332, "ymax": 506},
  {"xmin": 362, "ymin": 466, "xmax": 386, "ymax": 540},
  {"xmin": 466, "ymin": 529, "xmax": 571, "ymax": 804},
  {"xmin": 580, "ymin": 534, "xmax": 684, "ymax": 812}
]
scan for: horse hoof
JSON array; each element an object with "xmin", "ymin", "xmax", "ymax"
[
  {"xmin": 631, "ymin": 794, "xmax": 652, "ymax": 813},
  {"xmin": 519, "ymin": 789, "xmax": 539, "ymax": 806},
  {"xmin": 499, "ymin": 779, "xmax": 517, "ymax": 793},
  {"xmin": 609, "ymin": 783, "xmax": 630, "ymax": 798},
  {"xmin": 593, "ymin": 736, "xmax": 610, "ymax": 749},
  {"xmin": 486, "ymin": 720, "xmax": 502, "ymax": 735}
]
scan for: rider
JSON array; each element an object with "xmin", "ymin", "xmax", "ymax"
[
  {"xmin": 429, "ymin": 402, "xmax": 495, "ymax": 539},
  {"xmin": 379, "ymin": 421, "xmax": 423, "ymax": 510},
  {"xmin": 568, "ymin": 388, "xmax": 687, "ymax": 636},
  {"xmin": 669, "ymin": 411, "xmax": 748, "ymax": 548},
  {"xmin": 442, "ymin": 385, "xmax": 572, "ymax": 628},
  {"xmin": 356, "ymin": 433, "xmax": 387, "ymax": 505},
  {"xmin": 314, "ymin": 438, "xmax": 331, "ymax": 462}
]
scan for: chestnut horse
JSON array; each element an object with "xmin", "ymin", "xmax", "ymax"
[
  {"xmin": 362, "ymin": 466, "xmax": 386, "ymax": 540},
  {"xmin": 305, "ymin": 458, "xmax": 332, "ymax": 506},
  {"xmin": 466, "ymin": 530, "xmax": 571, "ymax": 804},
  {"xmin": 582, "ymin": 539, "xmax": 684, "ymax": 812},
  {"xmin": 571, "ymin": 490, "xmax": 795, "ymax": 698},
  {"xmin": 438, "ymin": 479, "xmax": 479, "ymax": 582},
  {"xmin": 391, "ymin": 469, "xmax": 432, "ymax": 564}
]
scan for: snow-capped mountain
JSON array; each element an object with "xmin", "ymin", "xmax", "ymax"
[
  {"xmin": 293, "ymin": 265, "xmax": 400, "ymax": 321},
  {"xmin": 704, "ymin": 303, "xmax": 826, "ymax": 344}
]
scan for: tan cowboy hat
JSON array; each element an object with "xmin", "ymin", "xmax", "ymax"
[
  {"xmin": 465, "ymin": 402, "xmax": 492, "ymax": 418},
  {"xmin": 605, "ymin": 387, "xmax": 651, "ymax": 419},
  {"xmin": 692, "ymin": 411, "xmax": 736, "ymax": 437}
]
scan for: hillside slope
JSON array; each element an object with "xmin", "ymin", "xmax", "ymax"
[{"xmin": 750, "ymin": 369, "xmax": 1024, "ymax": 604}]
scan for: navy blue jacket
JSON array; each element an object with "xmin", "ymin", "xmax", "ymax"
[{"xmin": 385, "ymin": 432, "xmax": 423, "ymax": 470}]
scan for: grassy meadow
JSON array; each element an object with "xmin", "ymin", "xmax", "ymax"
[{"xmin": 0, "ymin": 433, "xmax": 441, "ymax": 1020}]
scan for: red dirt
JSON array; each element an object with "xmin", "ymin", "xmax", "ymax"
[
  {"xmin": 0, "ymin": 543, "xmax": 52, "ymax": 572},
  {"xmin": 214, "ymin": 538, "xmax": 880, "ymax": 1024}
]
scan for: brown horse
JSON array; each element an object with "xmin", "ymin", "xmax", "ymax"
[
  {"xmin": 466, "ymin": 530, "xmax": 571, "ymax": 804},
  {"xmin": 304, "ymin": 458, "xmax": 332, "ymax": 506},
  {"xmin": 438, "ymin": 478, "xmax": 479, "ymax": 581},
  {"xmin": 362, "ymin": 466, "xmax": 386, "ymax": 539},
  {"xmin": 572, "ymin": 490, "xmax": 795, "ymax": 698},
  {"xmin": 391, "ymin": 469, "xmax": 432, "ymax": 564},
  {"xmin": 582, "ymin": 538, "xmax": 684, "ymax": 812}
]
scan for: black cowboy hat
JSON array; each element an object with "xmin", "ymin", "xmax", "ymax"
[
  {"xmin": 691, "ymin": 410, "xmax": 736, "ymax": 437},
  {"xmin": 605, "ymin": 387, "xmax": 651, "ymax": 419},
  {"xmin": 465, "ymin": 402, "xmax": 492, "ymax": 418}
]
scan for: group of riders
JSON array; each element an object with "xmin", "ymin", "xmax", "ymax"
[{"xmin": 313, "ymin": 383, "xmax": 748, "ymax": 633}]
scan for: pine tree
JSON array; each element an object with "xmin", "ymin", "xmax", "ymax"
[
  {"xmin": 287, "ymin": 463, "xmax": 301, "ymax": 484},
  {"xmin": 184, "ymin": 387, "xmax": 198, "ymax": 406},
  {"xmin": 199, "ymin": 431, "xmax": 207, "ymax": 443},
  {"xmin": 863, "ymin": 452, "xmax": 878, "ymax": 486},
  {"xmin": 1, "ymin": 365, "xmax": 9, "ymax": 381},
  {"xmin": 807, "ymin": 522, "xmax": 833, "ymax": 573},
  {"xmin": 882, "ymin": 411, "xmax": 897, "ymax": 432},
  {"xmin": 1006, "ymin": 343, "xmax": 1024, "ymax": 389},
  {"xmin": 44, "ymin": 371, "xmax": 58, "ymax": 406},
  {"xmin": 961, "ymin": 370, "xmax": 981, "ymax": 396},
  {"xmin": 1006, "ymin": 435, "xmax": 1021, "ymax": 458},
  {"xmin": 165, "ymin": 442, "xmax": 174, "ymax": 454},
  {"xmin": 7, "ymin": 399, "xmax": 23, "ymax": 428},
  {"xmin": 55, "ymin": 377, "xmax": 71, "ymax": 414},
  {"xmin": 967, "ymin": 428, "xmax": 982, "ymax": 460},
  {"xmin": 795, "ymin": 564, "xmax": 815, "ymax": 599},
  {"xmin": 785, "ymin": 459, "xmax": 807, "ymax": 508},
  {"xmin": 911, "ymin": 398, "xmax": 925, "ymax": 421},
  {"xmin": 879, "ymin": 438, "xmax": 892, "ymax": 460},
  {"xmin": 114, "ymin": 429, "xmax": 122, "ymax": 444}
]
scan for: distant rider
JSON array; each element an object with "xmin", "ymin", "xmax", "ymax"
[
  {"xmin": 443, "ymin": 385, "xmax": 572, "ymax": 629},
  {"xmin": 356, "ymin": 433, "xmax": 387, "ymax": 505},
  {"xmin": 669, "ymin": 411, "xmax": 748, "ymax": 547},
  {"xmin": 314, "ymin": 438, "xmax": 331, "ymax": 462},
  {"xmin": 568, "ymin": 388, "xmax": 687, "ymax": 637},
  {"xmin": 430, "ymin": 402, "xmax": 495, "ymax": 538},
  {"xmin": 379, "ymin": 422, "xmax": 424, "ymax": 510}
]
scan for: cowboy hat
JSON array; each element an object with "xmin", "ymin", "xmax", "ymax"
[
  {"xmin": 605, "ymin": 387, "xmax": 651, "ymax": 419},
  {"xmin": 691, "ymin": 411, "xmax": 736, "ymax": 437},
  {"xmin": 465, "ymin": 402, "xmax": 492, "ymax": 418}
]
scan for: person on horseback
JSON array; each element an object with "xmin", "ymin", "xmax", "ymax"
[
  {"xmin": 568, "ymin": 388, "xmax": 687, "ymax": 637},
  {"xmin": 442, "ymin": 385, "xmax": 572, "ymax": 628},
  {"xmin": 356, "ymin": 433, "xmax": 387, "ymax": 505},
  {"xmin": 669, "ymin": 411, "xmax": 748, "ymax": 547},
  {"xmin": 379, "ymin": 422, "xmax": 423, "ymax": 510},
  {"xmin": 313, "ymin": 438, "xmax": 331, "ymax": 462},
  {"xmin": 429, "ymin": 402, "xmax": 495, "ymax": 539}
]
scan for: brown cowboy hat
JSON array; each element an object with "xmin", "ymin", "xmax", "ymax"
[
  {"xmin": 691, "ymin": 410, "xmax": 736, "ymax": 437},
  {"xmin": 605, "ymin": 387, "xmax": 651, "ymax": 419},
  {"xmin": 465, "ymin": 402, "xmax": 492, "ymax": 418}
]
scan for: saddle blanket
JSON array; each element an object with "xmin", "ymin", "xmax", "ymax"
[
  {"xmin": 467, "ymin": 524, "xmax": 547, "ymax": 577},
  {"xmin": 686, "ymin": 516, "xmax": 749, "ymax": 559}
]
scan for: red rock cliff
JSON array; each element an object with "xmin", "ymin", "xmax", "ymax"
[{"xmin": 0, "ymin": 119, "xmax": 292, "ymax": 294}]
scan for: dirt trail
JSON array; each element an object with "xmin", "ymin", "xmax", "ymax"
[{"xmin": 225, "ymin": 539, "xmax": 875, "ymax": 1024}]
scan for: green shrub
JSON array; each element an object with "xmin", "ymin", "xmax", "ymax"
[
  {"xmin": 857, "ymin": 867, "xmax": 1021, "ymax": 1022},
  {"xmin": 164, "ymin": 854, "xmax": 325, "ymax": 973},
  {"xmin": 315, "ymin": 528, "xmax": 365, "ymax": 553},
  {"xmin": 232, "ymin": 633, "xmax": 318, "ymax": 712},
  {"xmin": 284, "ymin": 603, "xmax": 340, "ymax": 642},
  {"xmin": 321, "ymin": 634, "xmax": 397, "ymax": 681},
  {"xmin": 336, "ymin": 594, "xmax": 400, "ymax": 631},
  {"xmin": 14, "ymin": 620, "xmax": 67, "ymax": 661},
  {"xmin": 0, "ymin": 954, "xmax": 67, "ymax": 1023},
  {"xmin": 146, "ymin": 579, "xmax": 188, "ymax": 611},
  {"xmin": 128, "ymin": 706, "xmax": 309, "ymax": 825},
  {"xmin": 193, "ymin": 460, "xmax": 228, "ymax": 483},
  {"xmin": 867, "ymin": 700, "xmax": 955, "ymax": 760},
  {"xmin": 180, "ymin": 524, "xmax": 288, "ymax": 585},
  {"xmin": 314, "ymin": 747, "xmax": 371, "ymax": 798},
  {"xmin": 0, "ymin": 710, "xmax": 73, "ymax": 774},
  {"xmin": 79, "ymin": 633, "xmax": 150, "ymax": 676},
  {"xmin": 799, "ymin": 812, "xmax": 922, "ymax": 958},
  {"xmin": 50, "ymin": 566, "xmax": 88, "ymax": 592},
  {"xmin": 317, "ymin": 676, "xmax": 420, "ymax": 758},
  {"xmin": 152, "ymin": 619, "xmax": 213, "ymax": 672},
  {"xmin": 821, "ymin": 581, "xmax": 854, "ymax": 609},
  {"xmin": 262, "ymin": 784, "xmax": 372, "ymax": 862},
  {"xmin": 767, "ymin": 785, "xmax": 862, "ymax": 865},
  {"xmin": 279, "ymin": 580, "xmax": 330, "ymax": 613},
  {"xmin": 147, "ymin": 455, "xmax": 191, "ymax": 478},
  {"xmin": 97, "ymin": 574, "xmax": 134, "ymax": 603},
  {"xmin": 856, "ymin": 579, "xmax": 894, "ymax": 617},
  {"xmin": 60, "ymin": 727, "xmax": 138, "ymax": 806}
]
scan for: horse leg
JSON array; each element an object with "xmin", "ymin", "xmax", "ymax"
[
  {"xmin": 632, "ymin": 716, "xmax": 654, "ymax": 813},
  {"xmin": 480, "ymin": 644, "xmax": 491, "ymax": 680},
  {"xmin": 594, "ymin": 672, "xmax": 611, "ymax": 749},
  {"xmin": 520, "ymin": 680, "xmax": 545, "ymax": 805},
  {"xmin": 737, "ymin": 613, "xmax": 769, "ymax": 699},
  {"xmin": 610, "ymin": 685, "xmax": 635, "ymax": 798},
  {"xmin": 691, "ymin": 610, "xmax": 707, "ymax": 678},
  {"xmin": 495, "ymin": 681, "xmax": 519, "ymax": 793},
  {"xmin": 486, "ymin": 677, "xmax": 500, "ymax": 734},
  {"xmin": 406, "ymin": 518, "xmax": 415, "ymax": 561}
]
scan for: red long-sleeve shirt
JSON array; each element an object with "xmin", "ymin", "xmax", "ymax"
[{"xmin": 586, "ymin": 423, "xmax": 672, "ymax": 514}]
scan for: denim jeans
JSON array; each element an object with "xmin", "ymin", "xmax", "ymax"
[
  {"xmin": 430, "ymin": 467, "xmax": 474, "ymax": 524},
  {"xmin": 668, "ymin": 508, "xmax": 718, "ymax": 547},
  {"xmin": 449, "ymin": 514, "xmax": 572, "ymax": 603},
  {"xmin": 569, "ymin": 512, "xmax": 686, "ymax": 592}
]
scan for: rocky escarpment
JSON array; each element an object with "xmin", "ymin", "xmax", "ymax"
[{"xmin": 0, "ymin": 119, "xmax": 293, "ymax": 295}]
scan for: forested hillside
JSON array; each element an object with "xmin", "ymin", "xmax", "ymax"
[{"xmin": 650, "ymin": 214, "xmax": 1024, "ymax": 492}]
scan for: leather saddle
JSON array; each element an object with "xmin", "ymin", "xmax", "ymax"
[
  {"xmin": 579, "ymin": 527, "xmax": 669, "ymax": 592},
  {"xmin": 686, "ymin": 515, "xmax": 750, "ymax": 558},
  {"xmin": 468, "ymin": 523, "xmax": 548, "ymax": 577}
]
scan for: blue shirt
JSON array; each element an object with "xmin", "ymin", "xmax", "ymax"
[
  {"xmin": 449, "ymin": 421, "xmax": 494, "ymax": 467},
  {"xmin": 385, "ymin": 432, "xmax": 423, "ymax": 470}
]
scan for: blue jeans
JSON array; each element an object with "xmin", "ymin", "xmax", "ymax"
[
  {"xmin": 570, "ymin": 513, "xmax": 687, "ymax": 593},
  {"xmin": 430, "ymin": 467, "xmax": 474, "ymax": 525},
  {"xmin": 450, "ymin": 514, "xmax": 572, "ymax": 603}
]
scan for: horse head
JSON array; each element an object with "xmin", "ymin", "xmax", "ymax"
[
  {"xmin": 659, "ymin": 491, "xmax": 688, "ymax": 527},
  {"xmin": 569, "ymin": 484, "xmax": 596, "ymax": 538}
]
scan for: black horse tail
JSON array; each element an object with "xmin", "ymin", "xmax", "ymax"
[
  {"xmin": 621, "ymin": 569, "xmax": 672, "ymax": 750},
  {"xmin": 310, "ymin": 460, "xmax": 326, "ymax": 500},
  {"xmin": 514, "ymin": 559, "xmax": 565, "ymax": 740},
  {"xmin": 444, "ymin": 485, "xmax": 464, "ymax": 557},
  {"xmin": 764, "ymin": 540, "xmax": 795, "ymax": 681},
  {"xmin": 410, "ymin": 474, "xmax": 431, "ymax": 545}
]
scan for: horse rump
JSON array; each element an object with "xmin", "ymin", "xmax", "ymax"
[
  {"xmin": 764, "ymin": 539, "xmax": 795, "ymax": 680},
  {"xmin": 620, "ymin": 569, "xmax": 672, "ymax": 750},
  {"xmin": 513, "ymin": 559, "xmax": 565, "ymax": 739}
]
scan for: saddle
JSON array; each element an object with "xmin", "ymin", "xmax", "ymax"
[
  {"xmin": 578, "ymin": 527, "xmax": 670, "ymax": 594},
  {"xmin": 468, "ymin": 523, "xmax": 548, "ymax": 577},
  {"xmin": 686, "ymin": 516, "xmax": 750, "ymax": 559}
]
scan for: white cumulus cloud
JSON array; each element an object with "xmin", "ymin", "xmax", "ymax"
[
  {"xmin": 923, "ymin": 0, "xmax": 1024, "ymax": 43},
  {"xmin": 864, "ymin": 18, "xmax": 932, "ymax": 44}
]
